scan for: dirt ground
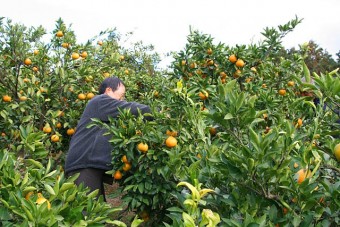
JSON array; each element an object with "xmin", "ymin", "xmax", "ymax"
[{"xmin": 104, "ymin": 183, "xmax": 136, "ymax": 225}]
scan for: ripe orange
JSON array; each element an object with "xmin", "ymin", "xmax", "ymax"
[
  {"xmin": 233, "ymin": 69, "xmax": 241, "ymax": 78},
  {"xmin": 119, "ymin": 55, "xmax": 125, "ymax": 61},
  {"xmin": 121, "ymin": 155, "xmax": 129, "ymax": 163},
  {"xmin": 72, "ymin": 52, "xmax": 80, "ymax": 60},
  {"xmin": 165, "ymin": 136, "xmax": 177, "ymax": 148},
  {"xmin": 32, "ymin": 66, "xmax": 38, "ymax": 72},
  {"xmin": 86, "ymin": 92, "xmax": 95, "ymax": 100},
  {"xmin": 24, "ymin": 58, "xmax": 32, "ymax": 66},
  {"xmin": 229, "ymin": 54, "xmax": 237, "ymax": 63},
  {"xmin": 207, "ymin": 48, "xmax": 213, "ymax": 55},
  {"xmin": 154, "ymin": 91, "xmax": 159, "ymax": 98},
  {"xmin": 181, "ymin": 60, "xmax": 186, "ymax": 66},
  {"xmin": 78, "ymin": 93, "xmax": 86, "ymax": 100},
  {"xmin": 33, "ymin": 49, "xmax": 39, "ymax": 55},
  {"xmin": 287, "ymin": 81, "xmax": 295, "ymax": 87},
  {"xmin": 122, "ymin": 163, "xmax": 132, "ymax": 172},
  {"xmin": 220, "ymin": 72, "xmax": 227, "ymax": 79},
  {"xmin": 235, "ymin": 59, "xmax": 245, "ymax": 68},
  {"xmin": 209, "ymin": 127, "xmax": 217, "ymax": 136},
  {"xmin": 334, "ymin": 143, "xmax": 340, "ymax": 161},
  {"xmin": 189, "ymin": 62, "xmax": 197, "ymax": 69},
  {"xmin": 51, "ymin": 134, "xmax": 60, "ymax": 142},
  {"xmin": 278, "ymin": 89, "xmax": 286, "ymax": 96},
  {"xmin": 25, "ymin": 191, "xmax": 34, "ymax": 200},
  {"xmin": 207, "ymin": 59, "xmax": 214, "ymax": 66},
  {"xmin": 124, "ymin": 69, "xmax": 129, "ymax": 75},
  {"xmin": 23, "ymin": 78, "xmax": 30, "ymax": 83},
  {"xmin": 43, "ymin": 125, "xmax": 52, "ymax": 133},
  {"xmin": 293, "ymin": 162, "xmax": 299, "ymax": 168},
  {"xmin": 2, "ymin": 95, "xmax": 12, "ymax": 102},
  {"xmin": 113, "ymin": 170, "xmax": 122, "ymax": 180},
  {"xmin": 67, "ymin": 128, "xmax": 75, "ymax": 136},
  {"xmin": 297, "ymin": 118, "xmax": 303, "ymax": 127},
  {"xmin": 61, "ymin": 42, "xmax": 69, "ymax": 48},
  {"xmin": 297, "ymin": 168, "xmax": 311, "ymax": 184},
  {"xmin": 103, "ymin": 72, "xmax": 110, "ymax": 78},
  {"xmin": 166, "ymin": 130, "xmax": 178, "ymax": 137},
  {"xmin": 137, "ymin": 142, "xmax": 148, "ymax": 153},
  {"xmin": 56, "ymin": 122, "xmax": 62, "ymax": 129},
  {"xmin": 97, "ymin": 40, "xmax": 103, "ymax": 46},
  {"xmin": 198, "ymin": 91, "xmax": 208, "ymax": 100},
  {"xmin": 56, "ymin": 31, "xmax": 64, "ymax": 37},
  {"xmin": 80, "ymin": 51, "xmax": 88, "ymax": 58},
  {"xmin": 262, "ymin": 84, "xmax": 267, "ymax": 88}
]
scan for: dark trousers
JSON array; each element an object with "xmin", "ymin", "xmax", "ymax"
[{"xmin": 67, "ymin": 168, "xmax": 113, "ymax": 201}]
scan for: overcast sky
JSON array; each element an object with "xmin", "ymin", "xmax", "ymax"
[{"xmin": 2, "ymin": 0, "xmax": 340, "ymax": 67}]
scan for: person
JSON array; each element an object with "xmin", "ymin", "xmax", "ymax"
[{"xmin": 65, "ymin": 76, "xmax": 152, "ymax": 201}]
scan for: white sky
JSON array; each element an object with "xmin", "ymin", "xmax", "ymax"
[{"xmin": 1, "ymin": 0, "xmax": 340, "ymax": 68}]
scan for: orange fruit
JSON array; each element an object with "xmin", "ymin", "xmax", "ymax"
[
  {"xmin": 181, "ymin": 60, "xmax": 186, "ymax": 66},
  {"xmin": 165, "ymin": 136, "xmax": 177, "ymax": 148},
  {"xmin": 61, "ymin": 42, "xmax": 69, "ymax": 48},
  {"xmin": 51, "ymin": 134, "xmax": 60, "ymax": 142},
  {"xmin": 67, "ymin": 128, "xmax": 75, "ymax": 136},
  {"xmin": 78, "ymin": 93, "xmax": 86, "ymax": 100},
  {"xmin": 24, "ymin": 58, "xmax": 32, "ymax": 66},
  {"xmin": 119, "ymin": 55, "xmax": 125, "ymax": 61},
  {"xmin": 207, "ymin": 59, "xmax": 214, "ymax": 66},
  {"xmin": 19, "ymin": 96, "xmax": 27, "ymax": 101},
  {"xmin": 32, "ymin": 66, "xmax": 38, "ymax": 72},
  {"xmin": 121, "ymin": 155, "xmax": 129, "ymax": 163},
  {"xmin": 97, "ymin": 40, "xmax": 103, "ymax": 46},
  {"xmin": 124, "ymin": 69, "xmax": 129, "ymax": 75},
  {"xmin": 297, "ymin": 118, "xmax": 303, "ymax": 127},
  {"xmin": 43, "ymin": 125, "xmax": 52, "ymax": 133},
  {"xmin": 103, "ymin": 72, "xmax": 110, "ymax": 78},
  {"xmin": 262, "ymin": 84, "xmax": 267, "ymax": 88},
  {"xmin": 56, "ymin": 122, "xmax": 62, "ymax": 129},
  {"xmin": 233, "ymin": 69, "xmax": 241, "ymax": 78},
  {"xmin": 293, "ymin": 162, "xmax": 299, "ymax": 168},
  {"xmin": 2, "ymin": 95, "xmax": 12, "ymax": 102},
  {"xmin": 122, "ymin": 163, "xmax": 132, "ymax": 172},
  {"xmin": 71, "ymin": 52, "xmax": 80, "ymax": 60},
  {"xmin": 207, "ymin": 48, "xmax": 213, "ymax": 55},
  {"xmin": 209, "ymin": 127, "xmax": 217, "ymax": 136},
  {"xmin": 334, "ymin": 143, "xmax": 340, "ymax": 162},
  {"xmin": 229, "ymin": 54, "xmax": 237, "ymax": 63},
  {"xmin": 25, "ymin": 191, "xmax": 34, "ymax": 200},
  {"xmin": 235, "ymin": 59, "xmax": 245, "ymax": 68},
  {"xmin": 297, "ymin": 168, "xmax": 311, "ymax": 184},
  {"xmin": 287, "ymin": 81, "xmax": 295, "ymax": 87},
  {"xmin": 278, "ymin": 89, "xmax": 286, "ymax": 96},
  {"xmin": 283, "ymin": 207, "xmax": 288, "ymax": 215},
  {"xmin": 23, "ymin": 78, "xmax": 30, "ymax": 83},
  {"xmin": 56, "ymin": 31, "xmax": 64, "ymax": 37},
  {"xmin": 86, "ymin": 92, "xmax": 95, "ymax": 100},
  {"xmin": 154, "ymin": 91, "xmax": 159, "ymax": 98},
  {"xmin": 198, "ymin": 91, "xmax": 208, "ymax": 100},
  {"xmin": 250, "ymin": 67, "xmax": 257, "ymax": 73},
  {"xmin": 166, "ymin": 130, "xmax": 178, "ymax": 137},
  {"xmin": 189, "ymin": 62, "xmax": 197, "ymax": 69},
  {"xmin": 113, "ymin": 170, "xmax": 122, "ymax": 180},
  {"xmin": 220, "ymin": 72, "xmax": 227, "ymax": 79},
  {"xmin": 80, "ymin": 51, "xmax": 88, "ymax": 58},
  {"xmin": 33, "ymin": 49, "xmax": 39, "ymax": 55},
  {"xmin": 137, "ymin": 142, "xmax": 148, "ymax": 153}
]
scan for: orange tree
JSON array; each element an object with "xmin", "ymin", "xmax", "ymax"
[
  {"xmin": 95, "ymin": 17, "xmax": 339, "ymax": 226},
  {"xmin": 0, "ymin": 17, "xmax": 161, "ymax": 226}
]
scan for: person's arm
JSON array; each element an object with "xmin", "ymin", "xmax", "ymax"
[{"xmin": 97, "ymin": 95, "xmax": 153, "ymax": 121}]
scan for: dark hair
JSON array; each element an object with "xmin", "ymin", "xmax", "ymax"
[{"xmin": 99, "ymin": 76, "xmax": 125, "ymax": 94}]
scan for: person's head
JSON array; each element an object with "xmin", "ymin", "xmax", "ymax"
[{"xmin": 99, "ymin": 76, "xmax": 126, "ymax": 101}]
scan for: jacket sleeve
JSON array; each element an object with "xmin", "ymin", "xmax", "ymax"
[{"xmin": 97, "ymin": 96, "xmax": 153, "ymax": 121}]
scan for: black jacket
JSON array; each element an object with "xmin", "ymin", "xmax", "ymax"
[{"xmin": 65, "ymin": 94, "xmax": 152, "ymax": 174}]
